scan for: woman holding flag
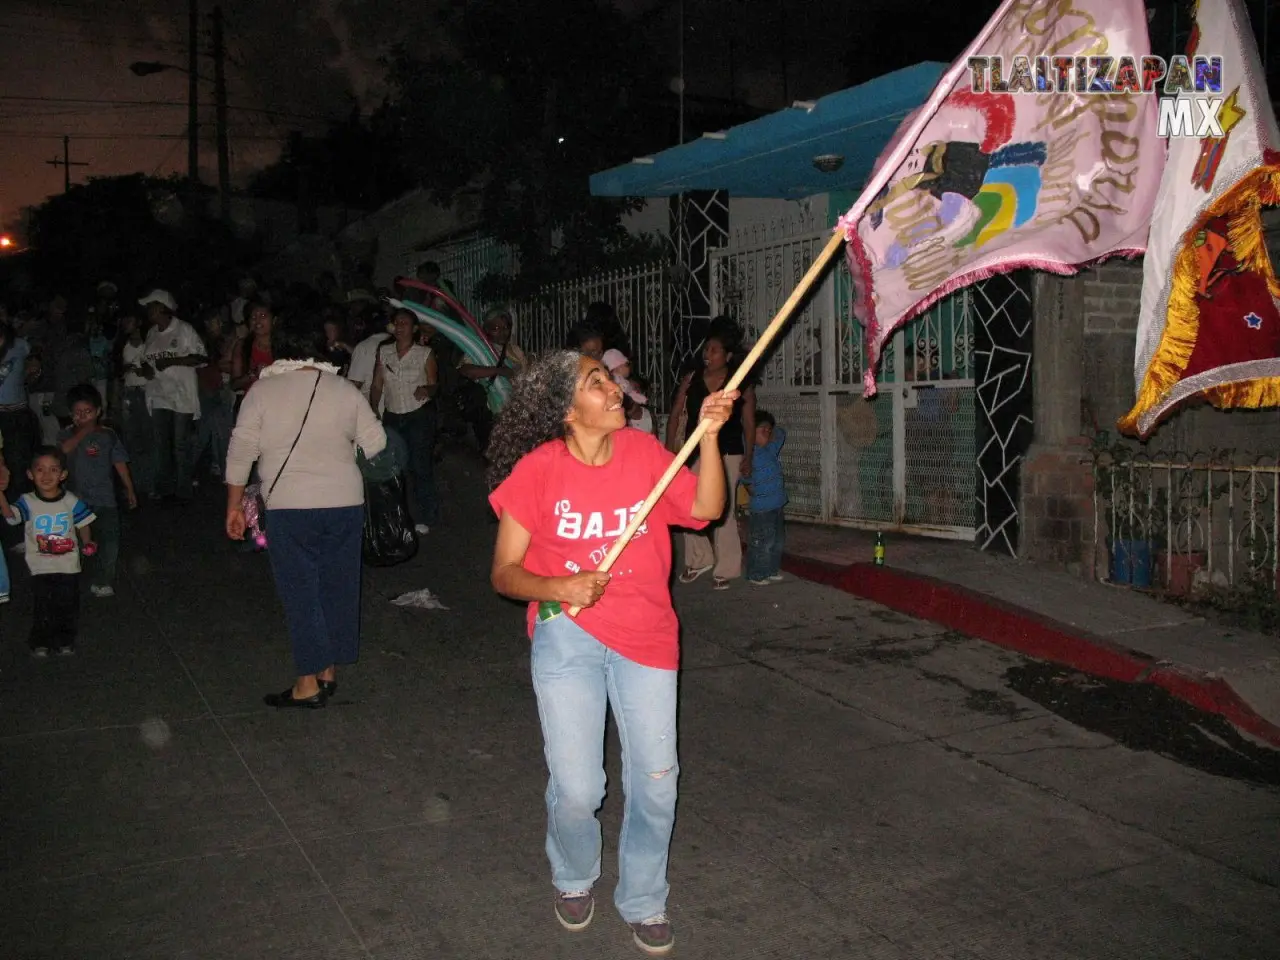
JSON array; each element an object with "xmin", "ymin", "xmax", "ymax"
[{"xmin": 486, "ymin": 348, "xmax": 736, "ymax": 955}]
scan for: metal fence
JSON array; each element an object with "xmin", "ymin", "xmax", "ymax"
[
  {"xmin": 422, "ymin": 234, "xmax": 515, "ymax": 317},
  {"xmin": 516, "ymin": 261, "xmax": 678, "ymax": 413},
  {"xmin": 1093, "ymin": 450, "xmax": 1280, "ymax": 594}
]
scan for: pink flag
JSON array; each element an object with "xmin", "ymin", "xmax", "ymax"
[{"xmin": 842, "ymin": 0, "xmax": 1163, "ymax": 396}]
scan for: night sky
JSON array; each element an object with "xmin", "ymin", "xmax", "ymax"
[{"xmin": 0, "ymin": 0, "xmax": 1000, "ymax": 233}]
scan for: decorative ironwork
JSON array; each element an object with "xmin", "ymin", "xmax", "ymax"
[
  {"xmin": 418, "ymin": 233, "xmax": 515, "ymax": 316},
  {"xmin": 710, "ymin": 225, "xmax": 829, "ymax": 389},
  {"xmin": 1092, "ymin": 447, "xmax": 1280, "ymax": 592},
  {"xmin": 972, "ymin": 272, "xmax": 1034, "ymax": 557},
  {"xmin": 669, "ymin": 190, "xmax": 729, "ymax": 379},
  {"xmin": 516, "ymin": 262, "xmax": 678, "ymax": 413}
]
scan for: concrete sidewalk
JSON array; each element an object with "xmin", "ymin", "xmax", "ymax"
[{"xmin": 783, "ymin": 523, "xmax": 1280, "ymax": 745}]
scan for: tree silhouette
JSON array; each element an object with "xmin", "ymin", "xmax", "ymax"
[
  {"xmin": 381, "ymin": 0, "xmax": 673, "ymax": 292},
  {"xmin": 26, "ymin": 175, "xmax": 250, "ymax": 304},
  {"xmin": 247, "ymin": 108, "xmax": 412, "ymax": 214}
]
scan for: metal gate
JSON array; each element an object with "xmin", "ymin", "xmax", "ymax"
[{"xmin": 710, "ymin": 227, "xmax": 977, "ymax": 540}]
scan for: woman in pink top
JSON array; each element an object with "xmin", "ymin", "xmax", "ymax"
[
  {"xmin": 230, "ymin": 301, "xmax": 279, "ymax": 402},
  {"xmin": 487, "ymin": 349, "xmax": 736, "ymax": 955}
]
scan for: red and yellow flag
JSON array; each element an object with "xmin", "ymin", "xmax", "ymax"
[{"xmin": 1121, "ymin": 0, "xmax": 1280, "ymax": 436}]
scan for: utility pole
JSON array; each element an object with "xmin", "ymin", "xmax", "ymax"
[
  {"xmin": 46, "ymin": 135, "xmax": 88, "ymax": 193},
  {"xmin": 212, "ymin": 6, "xmax": 230, "ymax": 221},
  {"xmin": 188, "ymin": 0, "xmax": 199, "ymax": 182},
  {"xmin": 778, "ymin": 0, "xmax": 789, "ymax": 104}
]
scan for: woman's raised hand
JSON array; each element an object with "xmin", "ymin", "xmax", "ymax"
[{"xmin": 698, "ymin": 389, "xmax": 740, "ymax": 437}]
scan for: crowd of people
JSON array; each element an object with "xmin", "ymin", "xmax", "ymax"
[{"xmin": 0, "ymin": 262, "xmax": 792, "ymax": 956}]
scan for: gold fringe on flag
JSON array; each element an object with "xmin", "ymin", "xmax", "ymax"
[{"xmin": 1119, "ymin": 163, "xmax": 1280, "ymax": 436}]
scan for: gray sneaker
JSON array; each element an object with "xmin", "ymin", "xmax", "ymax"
[
  {"xmin": 31, "ymin": 647, "xmax": 49, "ymax": 659},
  {"xmin": 629, "ymin": 914, "xmax": 674, "ymax": 955},
  {"xmin": 554, "ymin": 891, "xmax": 594, "ymax": 931}
]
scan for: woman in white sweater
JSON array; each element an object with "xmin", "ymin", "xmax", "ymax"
[{"xmin": 224, "ymin": 332, "xmax": 387, "ymax": 709}]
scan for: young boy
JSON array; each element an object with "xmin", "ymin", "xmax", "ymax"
[
  {"xmin": 0, "ymin": 445, "xmax": 96, "ymax": 656},
  {"xmin": 742, "ymin": 410, "xmax": 787, "ymax": 585},
  {"xmin": 59, "ymin": 384, "xmax": 136, "ymax": 597}
]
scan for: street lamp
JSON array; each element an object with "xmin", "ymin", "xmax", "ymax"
[
  {"xmin": 128, "ymin": 6, "xmax": 230, "ymax": 222},
  {"xmin": 130, "ymin": 53, "xmax": 199, "ymax": 184}
]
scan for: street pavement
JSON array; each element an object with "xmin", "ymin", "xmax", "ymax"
[{"xmin": 1, "ymin": 451, "xmax": 1279, "ymax": 959}]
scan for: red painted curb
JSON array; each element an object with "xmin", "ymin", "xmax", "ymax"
[{"xmin": 782, "ymin": 555, "xmax": 1280, "ymax": 749}]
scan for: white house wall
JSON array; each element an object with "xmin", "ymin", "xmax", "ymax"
[
  {"xmin": 620, "ymin": 201, "xmax": 670, "ymax": 241},
  {"xmin": 727, "ymin": 195, "xmax": 829, "ymax": 239},
  {"xmin": 339, "ymin": 188, "xmax": 479, "ymax": 287}
]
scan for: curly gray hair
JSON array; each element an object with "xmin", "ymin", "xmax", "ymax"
[{"xmin": 486, "ymin": 350, "xmax": 583, "ymax": 489}]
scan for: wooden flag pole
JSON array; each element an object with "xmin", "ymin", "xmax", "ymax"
[{"xmin": 568, "ymin": 227, "xmax": 847, "ymax": 616}]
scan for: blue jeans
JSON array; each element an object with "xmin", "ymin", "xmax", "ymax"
[
  {"xmin": 265, "ymin": 505, "xmax": 364, "ymax": 676},
  {"xmin": 530, "ymin": 615, "xmax": 678, "ymax": 923},
  {"xmin": 0, "ymin": 537, "xmax": 9, "ymax": 600},
  {"xmin": 383, "ymin": 404, "xmax": 438, "ymax": 526},
  {"xmin": 191, "ymin": 390, "xmax": 233, "ymax": 478},
  {"xmin": 150, "ymin": 407, "xmax": 194, "ymax": 499},
  {"xmin": 745, "ymin": 507, "xmax": 785, "ymax": 580},
  {"xmin": 121, "ymin": 387, "xmax": 153, "ymax": 497}
]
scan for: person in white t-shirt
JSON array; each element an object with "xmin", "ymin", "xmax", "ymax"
[
  {"xmin": 117, "ymin": 313, "xmax": 155, "ymax": 499},
  {"xmin": 346, "ymin": 325, "xmax": 391, "ymax": 411},
  {"xmin": 136, "ymin": 290, "xmax": 206, "ymax": 502},
  {"xmin": 371, "ymin": 308, "xmax": 438, "ymax": 534},
  {"xmin": 227, "ymin": 277, "xmax": 256, "ymax": 339}
]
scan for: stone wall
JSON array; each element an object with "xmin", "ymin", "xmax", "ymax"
[
  {"xmin": 1080, "ymin": 259, "xmax": 1143, "ymax": 435},
  {"xmin": 1021, "ymin": 437, "xmax": 1097, "ymax": 577}
]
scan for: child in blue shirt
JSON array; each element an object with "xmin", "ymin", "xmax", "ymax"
[
  {"xmin": 742, "ymin": 410, "xmax": 787, "ymax": 585},
  {"xmin": 59, "ymin": 384, "xmax": 136, "ymax": 598}
]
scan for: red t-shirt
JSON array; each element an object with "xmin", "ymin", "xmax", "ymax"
[{"xmin": 488, "ymin": 428, "xmax": 708, "ymax": 669}]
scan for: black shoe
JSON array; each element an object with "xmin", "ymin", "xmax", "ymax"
[
  {"xmin": 318, "ymin": 679, "xmax": 337, "ymax": 698},
  {"xmin": 263, "ymin": 687, "xmax": 326, "ymax": 709}
]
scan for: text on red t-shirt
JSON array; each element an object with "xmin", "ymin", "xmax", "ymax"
[{"xmin": 488, "ymin": 428, "xmax": 707, "ymax": 669}]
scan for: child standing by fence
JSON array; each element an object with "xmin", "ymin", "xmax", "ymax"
[
  {"xmin": 0, "ymin": 445, "xmax": 96, "ymax": 656},
  {"xmin": 59, "ymin": 384, "xmax": 136, "ymax": 598},
  {"xmin": 742, "ymin": 410, "xmax": 787, "ymax": 585}
]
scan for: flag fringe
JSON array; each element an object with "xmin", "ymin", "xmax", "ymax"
[{"xmin": 1119, "ymin": 162, "xmax": 1280, "ymax": 436}]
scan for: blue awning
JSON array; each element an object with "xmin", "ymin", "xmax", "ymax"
[{"xmin": 589, "ymin": 62, "xmax": 947, "ymax": 200}]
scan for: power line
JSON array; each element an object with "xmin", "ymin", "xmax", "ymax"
[
  {"xmin": 0, "ymin": 8, "xmax": 180, "ymax": 32},
  {"xmin": 0, "ymin": 131, "xmax": 304, "ymax": 142},
  {"xmin": 0, "ymin": 26, "xmax": 188, "ymax": 52},
  {"xmin": 151, "ymin": 131, "xmax": 190, "ymax": 176},
  {"xmin": 0, "ymin": 94, "xmax": 342, "ymax": 123}
]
